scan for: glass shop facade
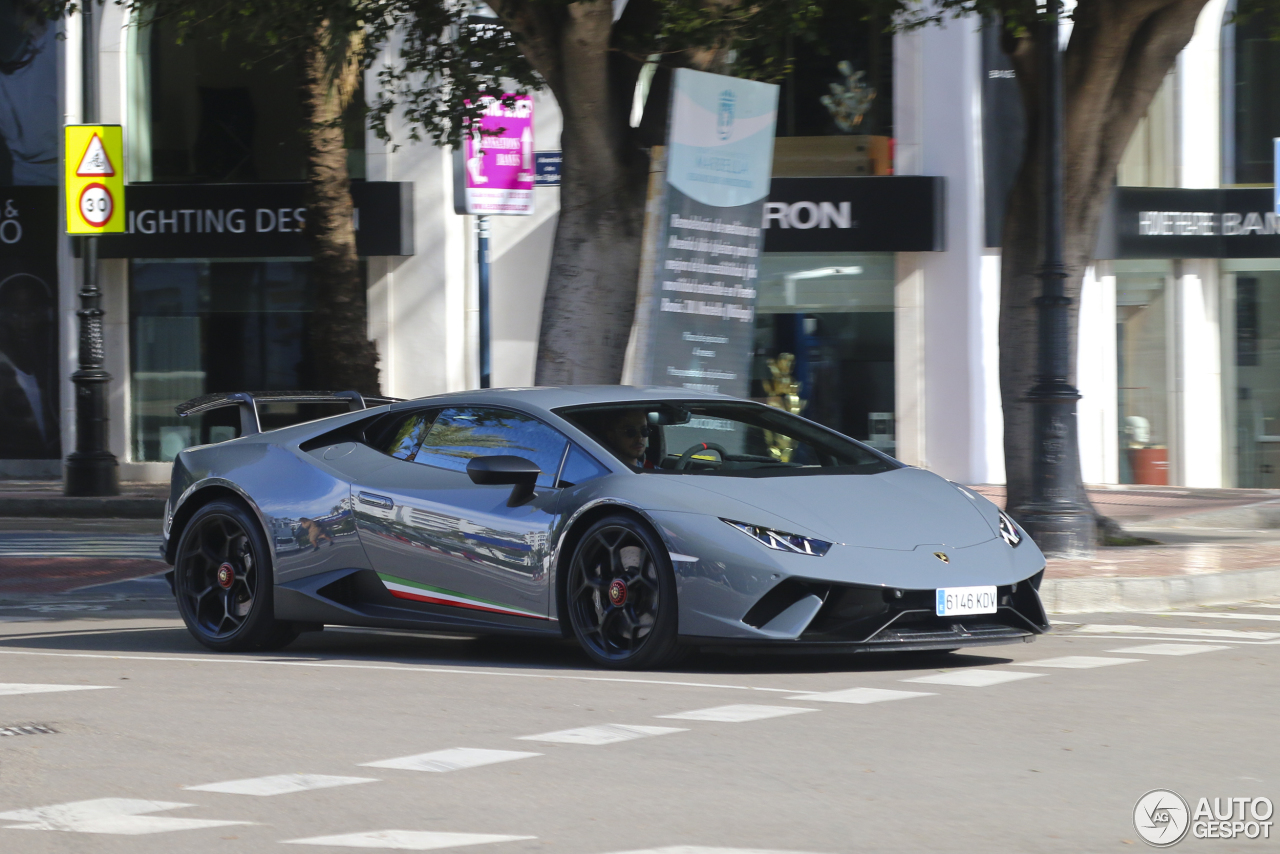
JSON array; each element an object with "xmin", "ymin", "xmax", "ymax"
[
  {"xmin": 29, "ymin": 2, "xmax": 1277, "ymax": 491},
  {"xmin": 1073, "ymin": 2, "xmax": 1280, "ymax": 488}
]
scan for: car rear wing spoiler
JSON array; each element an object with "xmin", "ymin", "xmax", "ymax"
[{"xmin": 175, "ymin": 390, "xmax": 403, "ymax": 436}]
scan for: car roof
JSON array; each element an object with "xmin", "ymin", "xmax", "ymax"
[{"xmin": 388, "ymin": 385, "xmax": 742, "ymax": 418}]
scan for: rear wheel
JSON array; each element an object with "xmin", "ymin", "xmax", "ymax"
[
  {"xmin": 173, "ymin": 500, "xmax": 298, "ymax": 652},
  {"xmin": 565, "ymin": 515, "xmax": 682, "ymax": 669}
]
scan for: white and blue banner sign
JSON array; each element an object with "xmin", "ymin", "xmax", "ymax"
[{"xmin": 640, "ymin": 69, "xmax": 778, "ymax": 397}]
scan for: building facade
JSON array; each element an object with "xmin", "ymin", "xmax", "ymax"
[{"xmin": 0, "ymin": 0, "xmax": 1271, "ymax": 488}]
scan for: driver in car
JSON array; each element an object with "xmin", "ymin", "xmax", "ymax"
[{"xmin": 599, "ymin": 410, "xmax": 651, "ymax": 468}]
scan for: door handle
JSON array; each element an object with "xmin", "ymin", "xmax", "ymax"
[{"xmin": 357, "ymin": 491, "xmax": 394, "ymax": 509}]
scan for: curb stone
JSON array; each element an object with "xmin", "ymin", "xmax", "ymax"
[
  {"xmin": 1041, "ymin": 565, "xmax": 1280, "ymax": 613},
  {"xmin": 1123, "ymin": 499, "xmax": 1280, "ymax": 532},
  {"xmin": 0, "ymin": 497, "xmax": 165, "ymax": 519}
]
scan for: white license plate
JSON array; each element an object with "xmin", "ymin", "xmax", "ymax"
[{"xmin": 935, "ymin": 586, "xmax": 998, "ymax": 616}]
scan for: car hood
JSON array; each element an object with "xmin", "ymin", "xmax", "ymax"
[{"xmin": 678, "ymin": 466, "xmax": 998, "ymax": 551}]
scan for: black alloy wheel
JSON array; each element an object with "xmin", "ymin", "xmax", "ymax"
[
  {"xmin": 566, "ymin": 515, "xmax": 682, "ymax": 669},
  {"xmin": 173, "ymin": 500, "xmax": 298, "ymax": 652}
]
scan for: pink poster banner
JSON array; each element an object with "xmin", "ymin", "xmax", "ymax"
[{"xmin": 461, "ymin": 96, "xmax": 535, "ymax": 216}]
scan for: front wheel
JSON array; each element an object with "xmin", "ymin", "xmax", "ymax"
[
  {"xmin": 173, "ymin": 500, "xmax": 298, "ymax": 652},
  {"xmin": 565, "ymin": 515, "xmax": 682, "ymax": 669}
]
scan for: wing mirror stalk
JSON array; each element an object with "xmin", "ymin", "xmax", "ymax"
[{"xmin": 466, "ymin": 456, "xmax": 541, "ymax": 506}]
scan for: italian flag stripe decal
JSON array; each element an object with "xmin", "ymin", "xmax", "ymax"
[{"xmin": 377, "ymin": 573, "xmax": 547, "ymax": 620}]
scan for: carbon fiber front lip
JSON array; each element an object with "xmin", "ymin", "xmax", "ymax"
[{"xmin": 681, "ymin": 631, "xmax": 1037, "ymax": 655}]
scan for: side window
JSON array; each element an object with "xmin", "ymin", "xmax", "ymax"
[
  {"xmin": 414, "ymin": 407, "xmax": 569, "ymax": 487},
  {"xmin": 369, "ymin": 410, "xmax": 437, "ymax": 460},
  {"xmin": 558, "ymin": 444, "xmax": 611, "ymax": 487}
]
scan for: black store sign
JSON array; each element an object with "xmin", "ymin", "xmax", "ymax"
[
  {"xmin": 97, "ymin": 182, "xmax": 414, "ymax": 258},
  {"xmin": 762, "ymin": 176, "xmax": 945, "ymax": 253},
  {"xmin": 0, "ymin": 186, "xmax": 58, "ymax": 260},
  {"xmin": 1098, "ymin": 187, "xmax": 1280, "ymax": 259}
]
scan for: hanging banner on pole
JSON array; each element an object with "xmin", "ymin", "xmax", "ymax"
[
  {"xmin": 452, "ymin": 96, "xmax": 535, "ymax": 216},
  {"xmin": 64, "ymin": 125, "xmax": 125, "ymax": 233},
  {"xmin": 624, "ymin": 69, "xmax": 778, "ymax": 397}
]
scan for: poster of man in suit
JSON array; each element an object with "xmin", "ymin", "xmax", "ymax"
[{"xmin": 1, "ymin": 0, "xmax": 61, "ymax": 460}]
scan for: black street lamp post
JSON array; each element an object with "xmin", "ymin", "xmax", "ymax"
[
  {"xmin": 64, "ymin": 0, "xmax": 120, "ymax": 497},
  {"xmin": 1013, "ymin": 1, "xmax": 1095, "ymax": 556}
]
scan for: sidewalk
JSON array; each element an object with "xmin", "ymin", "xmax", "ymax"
[
  {"xmin": 0, "ymin": 481, "xmax": 169, "ymax": 597},
  {"xmin": 0, "ymin": 480, "xmax": 167, "ymax": 519},
  {"xmin": 972, "ymin": 484, "xmax": 1280, "ymax": 612}
]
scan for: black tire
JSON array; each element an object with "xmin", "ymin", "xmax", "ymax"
[
  {"xmin": 565, "ymin": 515, "xmax": 683, "ymax": 669},
  {"xmin": 173, "ymin": 500, "xmax": 298, "ymax": 652}
]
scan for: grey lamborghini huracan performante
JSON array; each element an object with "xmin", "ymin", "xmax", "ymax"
[{"xmin": 161, "ymin": 386, "xmax": 1049, "ymax": 669}]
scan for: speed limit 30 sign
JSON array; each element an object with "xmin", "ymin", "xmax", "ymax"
[{"xmin": 65, "ymin": 125, "xmax": 125, "ymax": 234}]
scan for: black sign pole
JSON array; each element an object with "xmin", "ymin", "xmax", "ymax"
[
  {"xmin": 65, "ymin": 0, "xmax": 119, "ymax": 496},
  {"xmin": 477, "ymin": 216, "xmax": 491, "ymax": 389},
  {"xmin": 1013, "ymin": 2, "xmax": 1093, "ymax": 555}
]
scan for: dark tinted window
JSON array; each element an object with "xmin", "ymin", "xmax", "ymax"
[
  {"xmin": 558, "ymin": 445, "xmax": 611, "ymax": 487},
  {"xmin": 139, "ymin": 17, "xmax": 364, "ymax": 182},
  {"xmin": 415, "ymin": 407, "xmax": 569, "ymax": 487},
  {"xmin": 1232, "ymin": 12, "xmax": 1280, "ymax": 184},
  {"xmin": 375, "ymin": 411, "xmax": 437, "ymax": 460},
  {"xmin": 130, "ymin": 258, "xmax": 333, "ymax": 461},
  {"xmin": 558, "ymin": 401, "xmax": 899, "ymax": 477}
]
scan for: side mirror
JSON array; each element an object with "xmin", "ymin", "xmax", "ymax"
[{"xmin": 466, "ymin": 455, "xmax": 541, "ymax": 506}]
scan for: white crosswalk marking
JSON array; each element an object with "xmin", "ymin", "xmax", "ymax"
[
  {"xmin": 657, "ymin": 705, "xmax": 818, "ymax": 723},
  {"xmin": 785, "ymin": 687, "xmax": 935, "ymax": 704},
  {"xmin": 282, "ymin": 830, "xmax": 535, "ymax": 849},
  {"xmin": 1075, "ymin": 624, "xmax": 1279, "ymax": 640},
  {"xmin": 1155, "ymin": 611, "xmax": 1280, "ymax": 622},
  {"xmin": 184, "ymin": 774, "xmax": 378, "ymax": 796},
  {"xmin": 605, "ymin": 847, "xmax": 831, "ymax": 854},
  {"xmin": 361, "ymin": 748, "xmax": 540, "ymax": 773},
  {"xmin": 0, "ymin": 683, "xmax": 113, "ymax": 696},
  {"xmin": 1106, "ymin": 644, "xmax": 1233, "ymax": 656},
  {"xmin": 902, "ymin": 670, "xmax": 1046, "ymax": 687},
  {"xmin": 516, "ymin": 724, "xmax": 686, "ymax": 745},
  {"xmin": 0, "ymin": 798, "xmax": 249, "ymax": 835},
  {"xmin": 1012, "ymin": 656, "xmax": 1142, "ymax": 669},
  {"xmin": 0, "ymin": 533, "xmax": 163, "ymax": 559}
]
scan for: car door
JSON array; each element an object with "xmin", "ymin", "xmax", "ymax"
[{"xmin": 350, "ymin": 405, "xmax": 569, "ymax": 623}]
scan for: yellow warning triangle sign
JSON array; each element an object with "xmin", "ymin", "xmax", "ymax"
[{"xmin": 75, "ymin": 133, "xmax": 116, "ymax": 177}]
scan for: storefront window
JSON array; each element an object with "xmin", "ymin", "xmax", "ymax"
[
  {"xmin": 1227, "ymin": 10, "xmax": 1280, "ymax": 185},
  {"xmin": 1116, "ymin": 261, "xmax": 1172, "ymax": 484},
  {"xmin": 128, "ymin": 16, "xmax": 365, "ymax": 184},
  {"xmin": 768, "ymin": 6, "xmax": 893, "ymax": 176},
  {"xmin": 751, "ymin": 253, "xmax": 895, "ymax": 452},
  {"xmin": 1225, "ymin": 260, "xmax": 1280, "ymax": 487},
  {"xmin": 130, "ymin": 258, "xmax": 321, "ymax": 461}
]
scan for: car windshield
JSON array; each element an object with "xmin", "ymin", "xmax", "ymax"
[{"xmin": 555, "ymin": 401, "xmax": 900, "ymax": 477}]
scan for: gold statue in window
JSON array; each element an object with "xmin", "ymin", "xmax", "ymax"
[{"xmin": 762, "ymin": 352, "xmax": 805, "ymax": 462}]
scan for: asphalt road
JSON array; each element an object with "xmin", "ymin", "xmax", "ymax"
[{"xmin": 0, "ymin": 575, "xmax": 1276, "ymax": 853}]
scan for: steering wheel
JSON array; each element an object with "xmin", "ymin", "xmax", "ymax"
[{"xmin": 676, "ymin": 442, "xmax": 729, "ymax": 470}]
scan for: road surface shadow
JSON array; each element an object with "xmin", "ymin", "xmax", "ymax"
[
  {"xmin": 0, "ymin": 615, "xmax": 1018, "ymax": 675},
  {"xmin": 0, "ymin": 571, "xmax": 1022, "ymax": 674}
]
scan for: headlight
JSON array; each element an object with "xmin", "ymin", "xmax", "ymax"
[
  {"xmin": 998, "ymin": 510, "xmax": 1023, "ymax": 547},
  {"xmin": 722, "ymin": 519, "xmax": 832, "ymax": 556}
]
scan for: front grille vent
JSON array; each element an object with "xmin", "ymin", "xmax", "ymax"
[{"xmin": 742, "ymin": 579, "xmax": 830, "ymax": 629}]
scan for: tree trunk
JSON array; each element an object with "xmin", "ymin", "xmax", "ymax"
[
  {"xmin": 493, "ymin": 0, "xmax": 651, "ymax": 385},
  {"xmin": 999, "ymin": 0, "xmax": 1208, "ymax": 538},
  {"xmin": 300, "ymin": 28, "xmax": 381, "ymax": 394}
]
